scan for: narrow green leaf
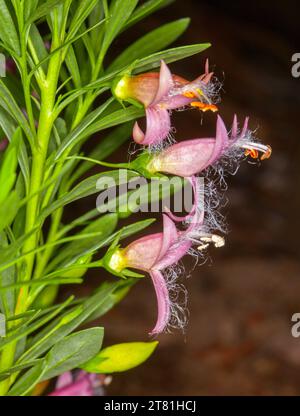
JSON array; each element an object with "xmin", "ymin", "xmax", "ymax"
[
  {"xmin": 65, "ymin": 45, "xmax": 81, "ymax": 89},
  {"xmin": 40, "ymin": 170, "xmax": 139, "ymax": 220},
  {"xmin": 0, "ymin": 111, "xmax": 30, "ymax": 190},
  {"xmin": 109, "ymin": 18, "xmax": 190, "ymax": 71},
  {"xmin": 0, "ymin": 277, "xmax": 82, "ymax": 292},
  {"xmin": 0, "ymin": 297, "xmax": 74, "ymax": 352},
  {"xmin": 133, "ymin": 43, "xmax": 212, "ymax": 73},
  {"xmin": 28, "ymin": 0, "xmax": 66, "ymax": 23},
  {"xmin": 7, "ymin": 360, "xmax": 46, "ymax": 396},
  {"xmin": 67, "ymin": 0, "xmax": 99, "ymax": 40},
  {"xmin": 70, "ymin": 121, "xmax": 133, "ymax": 183},
  {"xmin": 0, "ymin": 80, "xmax": 34, "ymax": 145},
  {"xmin": 18, "ymin": 283, "xmax": 119, "ymax": 363},
  {"xmin": 0, "ymin": 0, "xmax": 20, "ymax": 55},
  {"xmin": 55, "ymin": 97, "xmax": 113, "ymax": 159},
  {"xmin": 24, "ymin": 0, "xmax": 39, "ymax": 20},
  {"xmin": 87, "ymin": 279, "xmax": 135, "ymax": 322},
  {"xmin": 0, "ymin": 359, "xmax": 42, "ymax": 382},
  {"xmin": 101, "ymin": 0, "xmax": 139, "ymax": 57},
  {"xmin": 58, "ymin": 106, "xmax": 144, "ymax": 157},
  {"xmin": 124, "ymin": 0, "xmax": 175, "ymax": 30},
  {"xmin": 0, "ymin": 232, "xmax": 15, "ymax": 315},
  {"xmin": 48, "ymin": 213, "xmax": 118, "ymax": 271},
  {"xmin": 42, "ymin": 327, "xmax": 104, "ymax": 381},
  {"xmin": 0, "ymin": 191, "xmax": 20, "ymax": 233}
]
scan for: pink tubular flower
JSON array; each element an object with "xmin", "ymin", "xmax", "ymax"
[
  {"xmin": 112, "ymin": 60, "xmax": 218, "ymax": 146},
  {"xmin": 106, "ymin": 205, "xmax": 224, "ymax": 335},
  {"xmin": 48, "ymin": 371, "xmax": 108, "ymax": 396},
  {"xmin": 145, "ymin": 115, "xmax": 272, "ymax": 177}
]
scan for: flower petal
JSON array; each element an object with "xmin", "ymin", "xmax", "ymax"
[
  {"xmin": 164, "ymin": 94, "xmax": 193, "ymax": 110},
  {"xmin": 151, "ymin": 60, "xmax": 174, "ymax": 106},
  {"xmin": 155, "ymin": 239, "xmax": 191, "ymax": 270},
  {"xmin": 203, "ymin": 115, "xmax": 229, "ymax": 168},
  {"xmin": 165, "ymin": 177, "xmax": 197, "ymax": 223},
  {"xmin": 133, "ymin": 107, "xmax": 171, "ymax": 145},
  {"xmin": 155, "ymin": 138, "xmax": 216, "ymax": 176},
  {"xmin": 55, "ymin": 371, "xmax": 73, "ymax": 390},
  {"xmin": 231, "ymin": 114, "xmax": 238, "ymax": 139},
  {"xmin": 49, "ymin": 377, "xmax": 93, "ymax": 396},
  {"xmin": 157, "ymin": 214, "xmax": 178, "ymax": 261},
  {"xmin": 241, "ymin": 116, "xmax": 249, "ymax": 138},
  {"xmin": 149, "ymin": 270, "xmax": 171, "ymax": 335},
  {"xmin": 124, "ymin": 232, "xmax": 163, "ymax": 271}
]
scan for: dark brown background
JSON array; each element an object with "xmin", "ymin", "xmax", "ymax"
[{"xmin": 66, "ymin": 0, "xmax": 300, "ymax": 395}]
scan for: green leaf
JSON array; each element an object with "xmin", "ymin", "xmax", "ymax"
[
  {"xmin": 0, "ymin": 80, "xmax": 34, "ymax": 145},
  {"xmin": 28, "ymin": 24, "xmax": 49, "ymax": 73},
  {"xmin": 7, "ymin": 360, "xmax": 46, "ymax": 396},
  {"xmin": 18, "ymin": 283, "xmax": 119, "ymax": 363},
  {"xmin": 85, "ymin": 44, "xmax": 211, "ymax": 91},
  {"xmin": 41, "ymin": 327, "xmax": 104, "ymax": 381},
  {"xmin": 28, "ymin": 0, "xmax": 66, "ymax": 23},
  {"xmin": 101, "ymin": 0, "xmax": 139, "ymax": 57},
  {"xmin": 133, "ymin": 43, "xmax": 211, "ymax": 73},
  {"xmin": 71, "ymin": 121, "xmax": 133, "ymax": 183},
  {"xmin": 81, "ymin": 341, "xmax": 158, "ymax": 373},
  {"xmin": 0, "ymin": 126, "xmax": 22, "ymax": 201},
  {"xmin": 57, "ymin": 106, "xmax": 144, "ymax": 159},
  {"xmin": 0, "ymin": 232, "xmax": 15, "ymax": 315},
  {"xmin": 87, "ymin": 279, "xmax": 135, "ymax": 322},
  {"xmin": 0, "ymin": 297, "xmax": 74, "ymax": 352},
  {"xmin": 40, "ymin": 169, "xmax": 139, "ymax": 220},
  {"xmin": 0, "ymin": 359, "xmax": 42, "ymax": 382},
  {"xmin": 124, "ymin": 0, "xmax": 175, "ymax": 30},
  {"xmin": 0, "ymin": 0, "xmax": 20, "ymax": 55},
  {"xmin": 55, "ymin": 97, "xmax": 113, "ymax": 159},
  {"xmin": 48, "ymin": 213, "xmax": 118, "ymax": 271},
  {"xmin": 109, "ymin": 18, "xmax": 190, "ymax": 71},
  {"xmin": 65, "ymin": 45, "xmax": 82, "ymax": 89},
  {"xmin": 0, "ymin": 191, "xmax": 20, "ymax": 232},
  {"xmin": 24, "ymin": 0, "xmax": 39, "ymax": 20},
  {"xmin": 0, "ymin": 112, "xmax": 30, "ymax": 190},
  {"xmin": 67, "ymin": 0, "xmax": 99, "ymax": 40}
]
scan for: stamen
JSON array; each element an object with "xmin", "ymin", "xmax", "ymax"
[
  {"xmin": 190, "ymin": 102, "xmax": 218, "ymax": 112},
  {"xmin": 198, "ymin": 234, "xmax": 225, "ymax": 250},
  {"xmin": 245, "ymin": 149, "xmax": 259, "ymax": 159},
  {"xmin": 242, "ymin": 143, "xmax": 272, "ymax": 160},
  {"xmin": 183, "ymin": 91, "xmax": 196, "ymax": 98}
]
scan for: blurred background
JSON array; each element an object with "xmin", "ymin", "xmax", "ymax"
[{"xmin": 64, "ymin": 0, "xmax": 300, "ymax": 395}]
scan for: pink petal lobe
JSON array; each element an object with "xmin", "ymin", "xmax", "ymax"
[
  {"xmin": 155, "ymin": 238, "xmax": 192, "ymax": 270},
  {"xmin": 241, "ymin": 116, "xmax": 249, "ymax": 138},
  {"xmin": 133, "ymin": 107, "xmax": 171, "ymax": 145},
  {"xmin": 157, "ymin": 214, "xmax": 178, "ymax": 261},
  {"xmin": 151, "ymin": 60, "xmax": 174, "ymax": 106},
  {"xmin": 133, "ymin": 121, "xmax": 145, "ymax": 144},
  {"xmin": 55, "ymin": 371, "xmax": 73, "ymax": 390},
  {"xmin": 203, "ymin": 115, "xmax": 228, "ymax": 168},
  {"xmin": 49, "ymin": 378, "xmax": 93, "ymax": 396},
  {"xmin": 165, "ymin": 177, "xmax": 197, "ymax": 223},
  {"xmin": 231, "ymin": 114, "xmax": 238, "ymax": 139},
  {"xmin": 149, "ymin": 270, "xmax": 171, "ymax": 335}
]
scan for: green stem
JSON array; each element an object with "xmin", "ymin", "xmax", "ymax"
[{"xmin": 0, "ymin": 45, "xmax": 62, "ymax": 396}]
